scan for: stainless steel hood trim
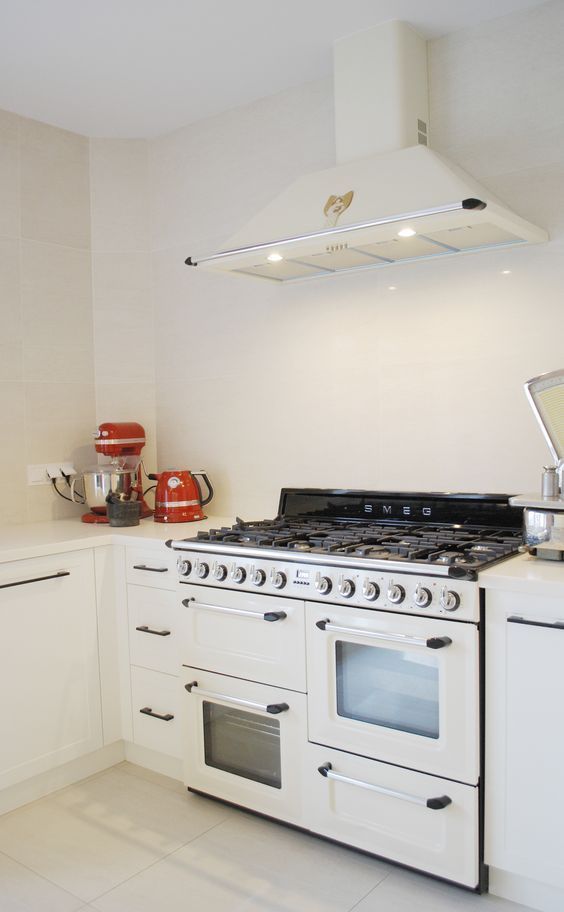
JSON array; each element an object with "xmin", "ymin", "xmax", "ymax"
[
  {"xmin": 185, "ymin": 199, "xmax": 486, "ymax": 267},
  {"xmin": 168, "ymin": 538, "xmax": 467, "ymax": 579}
]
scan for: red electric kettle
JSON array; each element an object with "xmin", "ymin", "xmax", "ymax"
[{"xmin": 148, "ymin": 470, "xmax": 214, "ymax": 523}]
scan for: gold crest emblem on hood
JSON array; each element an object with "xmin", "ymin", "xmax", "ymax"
[{"xmin": 323, "ymin": 190, "xmax": 354, "ymax": 226}]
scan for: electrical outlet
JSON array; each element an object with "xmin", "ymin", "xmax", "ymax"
[{"xmin": 27, "ymin": 463, "xmax": 71, "ymax": 485}]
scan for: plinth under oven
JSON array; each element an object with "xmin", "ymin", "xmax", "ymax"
[{"xmin": 169, "ymin": 489, "xmax": 522, "ymax": 890}]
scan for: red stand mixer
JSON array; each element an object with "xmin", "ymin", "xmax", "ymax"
[
  {"xmin": 71, "ymin": 421, "xmax": 154, "ymax": 523},
  {"xmin": 149, "ymin": 470, "xmax": 214, "ymax": 523}
]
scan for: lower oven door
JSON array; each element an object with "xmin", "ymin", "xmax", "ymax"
[
  {"xmin": 181, "ymin": 667, "xmax": 307, "ymax": 825},
  {"xmin": 306, "ymin": 601, "xmax": 479, "ymax": 783},
  {"xmin": 304, "ymin": 742, "xmax": 479, "ymax": 888}
]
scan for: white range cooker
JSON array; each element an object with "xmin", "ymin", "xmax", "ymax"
[{"xmin": 168, "ymin": 489, "xmax": 523, "ymax": 891}]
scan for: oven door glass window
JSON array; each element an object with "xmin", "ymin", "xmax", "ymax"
[
  {"xmin": 335, "ymin": 641, "xmax": 440, "ymax": 739},
  {"xmin": 202, "ymin": 702, "xmax": 282, "ymax": 788}
]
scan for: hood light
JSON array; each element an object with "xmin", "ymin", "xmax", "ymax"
[
  {"xmin": 397, "ymin": 227, "xmax": 416, "ymax": 238},
  {"xmin": 267, "ymin": 252, "xmax": 283, "ymax": 262}
]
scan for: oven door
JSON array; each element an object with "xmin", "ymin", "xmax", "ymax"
[
  {"xmin": 180, "ymin": 584, "xmax": 306, "ymax": 691},
  {"xmin": 181, "ymin": 667, "xmax": 307, "ymax": 825},
  {"xmin": 306, "ymin": 601, "xmax": 479, "ymax": 783}
]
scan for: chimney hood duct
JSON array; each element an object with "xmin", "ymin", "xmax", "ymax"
[{"xmin": 185, "ymin": 21, "xmax": 547, "ymax": 282}]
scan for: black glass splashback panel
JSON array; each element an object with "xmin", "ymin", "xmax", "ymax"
[{"xmin": 278, "ymin": 489, "xmax": 522, "ymax": 530}]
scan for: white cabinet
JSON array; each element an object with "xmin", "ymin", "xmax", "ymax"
[
  {"xmin": 0, "ymin": 550, "xmax": 103, "ymax": 790},
  {"xmin": 125, "ymin": 544, "xmax": 183, "ymax": 766},
  {"xmin": 486, "ymin": 588, "xmax": 564, "ymax": 896}
]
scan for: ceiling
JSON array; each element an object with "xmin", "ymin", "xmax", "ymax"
[{"xmin": 0, "ymin": 0, "xmax": 548, "ymax": 138}]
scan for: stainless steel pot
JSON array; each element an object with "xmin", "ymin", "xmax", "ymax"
[{"xmin": 71, "ymin": 466, "xmax": 139, "ymax": 513}]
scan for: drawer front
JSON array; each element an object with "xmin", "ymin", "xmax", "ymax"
[
  {"xmin": 303, "ymin": 742, "xmax": 479, "ymax": 888},
  {"xmin": 180, "ymin": 584, "xmax": 306, "ymax": 691},
  {"xmin": 129, "ymin": 585, "xmax": 181, "ymax": 676},
  {"xmin": 182, "ymin": 667, "xmax": 307, "ymax": 826},
  {"xmin": 131, "ymin": 666, "xmax": 181, "ymax": 758},
  {"xmin": 126, "ymin": 546, "xmax": 177, "ymax": 589}
]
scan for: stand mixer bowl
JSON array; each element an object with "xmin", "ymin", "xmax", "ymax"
[{"xmin": 73, "ymin": 465, "xmax": 139, "ymax": 513}]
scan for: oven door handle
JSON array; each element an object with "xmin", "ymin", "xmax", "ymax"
[
  {"xmin": 183, "ymin": 597, "xmax": 286, "ymax": 623},
  {"xmin": 318, "ymin": 763, "xmax": 452, "ymax": 810},
  {"xmin": 315, "ymin": 620, "xmax": 452, "ymax": 650},
  {"xmin": 184, "ymin": 681, "xmax": 289, "ymax": 715}
]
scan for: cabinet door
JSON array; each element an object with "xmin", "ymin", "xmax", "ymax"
[
  {"xmin": 485, "ymin": 590, "xmax": 564, "ymax": 889},
  {"xmin": 0, "ymin": 550, "xmax": 103, "ymax": 790}
]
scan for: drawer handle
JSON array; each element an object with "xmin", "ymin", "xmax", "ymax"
[
  {"xmin": 133, "ymin": 564, "xmax": 169, "ymax": 573},
  {"xmin": 317, "ymin": 763, "xmax": 452, "ymax": 810},
  {"xmin": 183, "ymin": 598, "xmax": 286, "ymax": 623},
  {"xmin": 139, "ymin": 706, "xmax": 174, "ymax": 722},
  {"xmin": 135, "ymin": 625, "xmax": 171, "ymax": 637},
  {"xmin": 0, "ymin": 570, "xmax": 70, "ymax": 590},
  {"xmin": 508, "ymin": 615, "xmax": 564, "ymax": 630},
  {"xmin": 315, "ymin": 620, "xmax": 452, "ymax": 650},
  {"xmin": 184, "ymin": 681, "xmax": 289, "ymax": 715}
]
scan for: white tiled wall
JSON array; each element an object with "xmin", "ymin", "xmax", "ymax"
[
  {"xmin": 0, "ymin": 112, "xmax": 96, "ymax": 523},
  {"xmin": 90, "ymin": 139, "xmax": 157, "ymax": 476},
  {"xmin": 149, "ymin": 0, "xmax": 564, "ymax": 518}
]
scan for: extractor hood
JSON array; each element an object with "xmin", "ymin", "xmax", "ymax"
[{"xmin": 185, "ymin": 21, "xmax": 547, "ymax": 283}]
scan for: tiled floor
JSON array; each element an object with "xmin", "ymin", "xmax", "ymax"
[{"xmin": 0, "ymin": 762, "xmax": 534, "ymax": 912}]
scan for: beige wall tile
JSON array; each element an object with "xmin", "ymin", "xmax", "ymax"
[
  {"xmin": 0, "ymin": 381, "xmax": 26, "ymax": 523},
  {"xmin": 20, "ymin": 119, "xmax": 90, "ymax": 249},
  {"xmin": 0, "ymin": 343, "xmax": 23, "ymax": 381},
  {"xmin": 0, "ymin": 237, "xmax": 22, "ymax": 343},
  {"xmin": 23, "ymin": 344, "xmax": 94, "ymax": 384},
  {"xmin": 0, "ymin": 109, "xmax": 19, "ymax": 239},
  {"xmin": 90, "ymin": 139, "xmax": 149, "ymax": 252},
  {"xmin": 26, "ymin": 483, "xmax": 84, "ymax": 522},
  {"xmin": 21, "ymin": 240, "xmax": 93, "ymax": 348}
]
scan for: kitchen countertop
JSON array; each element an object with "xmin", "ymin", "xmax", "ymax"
[
  {"xmin": 1, "ymin": 518, "xmax": 564, "ymax": 596},
  {"xmin": 0, "ymin": 515, "xmax": 235, "ymax": 564}
]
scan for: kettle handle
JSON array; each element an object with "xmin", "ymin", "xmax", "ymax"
[{"xmin": 193, "ymin": 472, "xmax": 214, "ymax": 507}]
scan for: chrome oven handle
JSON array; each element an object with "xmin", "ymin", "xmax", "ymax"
[
  {"xmin": 315, "ymin": 620, "xmax": 452, "ymax": 650},
  {"xmin": 182, "ymin": 597, "xmax": 286, "ymax": 623},
  {"xmin": 318, "ymin": 763, "xmax": 452, "ymax": 810},
  {"xmin": 184, "ymin": 681, "xmax": 289, "ymax": 715}
]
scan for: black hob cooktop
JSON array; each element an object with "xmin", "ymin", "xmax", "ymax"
[{"xmin": 185, "ymin": 489, "xmax": 523, "ymax": 575}]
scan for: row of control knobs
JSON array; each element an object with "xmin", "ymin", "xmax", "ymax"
[
  {"xmin": 177, "ymin": 557, "xmax": 461, "ymax": 611},
  {"xmin": 315, "ymin": 573, "xmax": 460, "ymax": 611},
  {"xmin": 177, "ymin": 558, "xmax": 286, "ymax": 589}
]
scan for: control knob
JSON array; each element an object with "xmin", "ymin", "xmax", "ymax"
[
  {"xmin": 413, "ymin": 583, "xmax": 432, "ymax": 609},
  {"xmin": 338, "ymin": 576, "xmax": 355, "ymax": 598},
  {"xmin": 195, "ymin": 560, "xmax": 209, "ymax": 579},
  {"xmin": 177, "ymin": 557, "xmax": 192, "ymax": 577},
  {"xmin": 231, "ymin": 565, "xmax": 247, "ymax": 584},
  {"xmin": 440, "ymin": 586, "xmax": 461, "ymax": 612},
  {"xmin": 387, "ymin": 579, "xmax": 405, "ymax": 604},
  {"xmin": 212, "ymin": 562, "xmax": 228, "ymax": 582},
  {"xmin": 362, "ymin": 579, "xmax": 379, "ymax": 602},
  {"xmin": 249, "ymin": 566, "xmax": 266, "ymax": 587},
  {"xmin": 270, "ymin": 569, "xmax": 287, "ymax": 590},
  {"xmin": 315, "ymin": 573, "xmax": 332, "ymax": 596}
]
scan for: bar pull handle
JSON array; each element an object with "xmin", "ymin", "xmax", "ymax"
[
  {"xmin": 0, "ymin": 570, "xmax": 70, "ymax": 590},
  {"xmin": 508, "ymin": 615, "xmax": 564, "ymax": 630},
  {"xmin": 183, "ymin": 598, "xmax": 286, "ymax": 623},
  {"xmin": 139, "ymin": 706, "xmax": 174, "ymax": 722},
  {"xmin": 315, "ymin": 620, "xmax": 452, "ymax": 650},
  {"xmin": 135, "ymin": 625, "xmax": 171, "ymax": 637},
  {"xmin": 317, "ymin": 763, "xmax": 452, "ymax": 810},
  {"xmin": 133, "ymin": 564, "xmax": 168, "ymax": 573},
  {"xmin": 184, "ymin": 681, "xmax": 289, "ymax": 715}
]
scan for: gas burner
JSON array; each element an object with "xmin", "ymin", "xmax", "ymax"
[{"xmin": 184, "ymin": 491, "xmax": 523, "ymax": 575}]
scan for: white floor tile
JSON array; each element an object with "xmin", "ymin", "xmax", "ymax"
[
  {"xmin": 116, "ymin": 761, "xmax": 186, "ymax": 795},
  {"xmin": 0, "ymin": 766, "xmax": 230, "ymax": 903},
  {"xmin": 353, "ymin": 868, "xmax": 535, "ymax": 912},
  {"xmin": 0, "ymin": 851, "xmax": 83, "ymax": 912},
  {"xmin": 91, "ymin": 811, "xmax": 390, "ymax": 912}
]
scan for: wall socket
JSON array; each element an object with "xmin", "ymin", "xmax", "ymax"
[{"xmin": 27, "ymin": 464, "xmax": 78, "ymax": 486}]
